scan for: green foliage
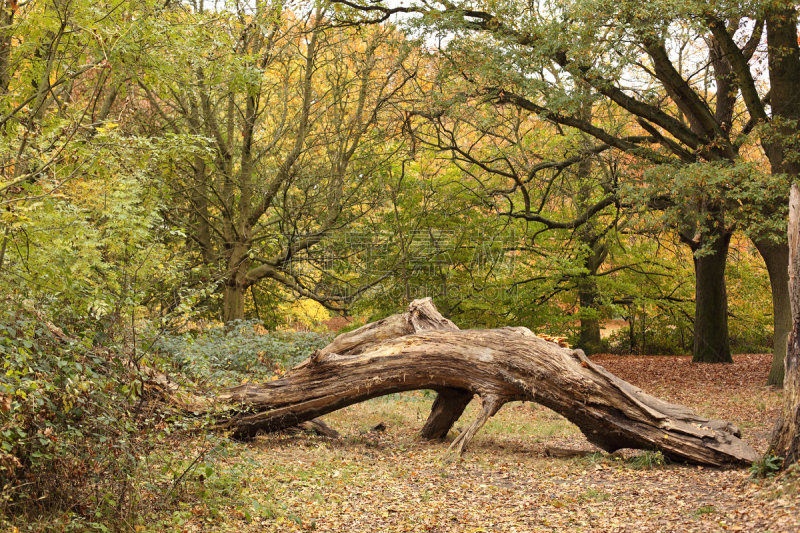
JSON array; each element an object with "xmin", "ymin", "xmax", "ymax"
[
  {"xmin": 0, "ymin": 305, "xmax": 257, "ymax": 531},
  {"xmin": 606, "ymin": 322, "xmax": 691, "ymax": 356},
  {"xmin": 628, "ymin": 450, "xmax": 667, "ymax": 470},
  {"xmin": 155, "ymin": 322, "xmax": 332, "ymax": 388},
  {"xmin": 729, "ymin": 327, "xmax": 773, "ymax": 355},
  {"xmin": 0, "ymin": 305, "xmax": 145, "ymax": 527},
  {"xmin": 346, "ymin": 155, "xmax": 523, "ymax": 328},
  {"xmin": 750, "ymin": 452, "xmax": 784, "ymax": 480},
  {"xmin": 726, "ymin": 243, "xmax": 774, "ymax": 354}
]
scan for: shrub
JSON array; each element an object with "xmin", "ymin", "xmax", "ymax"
[
  {"xmin": 154, "ymin": 321, "xmax": 332, "ymax": 388},
  {"xmin": 0, "ymin": 304, "xmax": 145, "ymax": 528},
  {"xmin": 605, "ymin": 325, "xmax": 687, "ymax": 355},
  {"xmin": 729, "ymin": 327, "xmax": 772, "ymax": 354},
  {"xmin": 750, "ymin": 452, "xmax": 784, "ymax": 480}
]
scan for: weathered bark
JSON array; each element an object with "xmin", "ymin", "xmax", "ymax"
[
  {"xmin": 214, "ymin": 298, "xmax": 757, "ymax": 466},
  {"xmin": 754, "ymin": 239, "xmax": 792, "ymax": 386},
  {"xmin": 770, "ymin": 184, "xmax": 800, "ymax": 467},
  {"xmin": 420, "ymin": 388, "xmax": 473, "ymax": 440}
]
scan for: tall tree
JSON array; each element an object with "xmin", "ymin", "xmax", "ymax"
[
  {"xmin": 136, "ymin": 4, "xmax": 415, "ymax": 321},
  {"xmin": 332, "ymin": 0, "xmax": 795, "ymax": 368},
  {"xmin": 0, "ymin": 0, "xmax": 177, "ymax": 322}
]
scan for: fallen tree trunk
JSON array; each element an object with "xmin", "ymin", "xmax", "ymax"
[{"xmin": 211, "ymin": 298, "xmax": 757, "ymax": 467}]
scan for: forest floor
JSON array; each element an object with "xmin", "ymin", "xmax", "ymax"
[{"xmin": 152, "ymin": 353, "xmax": 800, "ymax": 533}]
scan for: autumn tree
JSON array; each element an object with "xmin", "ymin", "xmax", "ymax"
[
  {"xmin": 0, "ymin": 0, "xmax": 182, "ymax": 322},
  {"xmin": 135, "ymin": 3, "xmax": 416, "ymax": 321},
  {"xmin": 330, "ymin": 0, "xmax": 794, "ymax": 371},
  {"xmin": 406, "ymin": 73, "xmax": 639, "ymax": 352}
]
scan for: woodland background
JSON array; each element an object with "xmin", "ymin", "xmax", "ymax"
[{"xmin": 0, "ymin": 0, "xmax": 798, "ymax": 530}]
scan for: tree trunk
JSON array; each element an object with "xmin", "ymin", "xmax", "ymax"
[
  {"xmin": 764, "ymin": 6, "xmax": 800, "ymax": 468},
  {"xmin": 770, "ymin": 184, "xmax": 800, "ymax": 468},
  {"xmin": 754, "ymin": 239, "xmax": 792, "ymax": 386},
  {"xmin": 211, "ymin": 298, "xmax": 757, "ymax": 466},
  {"xmin": 692, "ymin": 230, "xmax": 733, "ymax": 363},
  {"xmin": 573, "ymin": 93, "xmax": 607, "ymax": 357},
  {"xmin": 223, "ymin": 283, "xmax": 246, "ymax": 323},
  {"xmin": 578, "ymin": 275, "xmax": 603, "ymax": 355},
  {"xmin": 223, "ymin": 243, "xmax": 250, "ymax": 323}
]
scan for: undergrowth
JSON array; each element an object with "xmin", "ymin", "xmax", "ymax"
[
  {"xmin": 0, "ymin": 304, "xmax": 327, "ymax": 532},
  {"xmin": 628, "ymin": 450, "xmax": 667, "ymax": 470},
  {"xmin": 0, "ymin": 304, "xmax": 149, "ymax": 530},
  {"xmin": 750, "ymin": 452, "xmax": 784, "ymax": 480},
  {"xmin": 154, "ymin": 321, "xmax": 331, "ymax": 388}
]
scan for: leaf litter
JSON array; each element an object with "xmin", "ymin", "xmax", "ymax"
[{"xmin": 168, "ymin": 354, "xmax": 799, "ymax": 532}]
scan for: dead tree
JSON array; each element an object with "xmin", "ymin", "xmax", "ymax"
[
  {"xmin": 211, "ymin": 298, "xmax": 758, "ymax": 467},
  {"xmin": 770, "ymin": 183, "xmax": 800, "ymax": 468}
]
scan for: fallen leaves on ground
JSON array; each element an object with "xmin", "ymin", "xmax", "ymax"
[
  {"xmin": 591, "ymin": 353, "xmax": 781, "ymax": 452},
  {"xmin": 167, "ymin": 354, "xmax": 799, "ymax": 533}
]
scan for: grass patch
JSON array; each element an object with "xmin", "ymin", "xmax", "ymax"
[
  {"xmin": 693, "ymin": 505, "xmax": 716, "ymax": 516},
  {"xmin": 628, "ymin": 450, "xmax": 667, "ymax": 470},
  {"xmin": 578, "ymin": 488, "xmax": 611, "ymax": 502}
]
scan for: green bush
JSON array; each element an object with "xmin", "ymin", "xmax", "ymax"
[
  {"xmin": 606, "ymin": 324, "xmax": 690, "ymax": 356},
  {"xmin": 0, "ymin": 305, "xmax": 145, "ymax": 528},
  {"xmin": 729, "ymin": 327, "xmax": 772, "ymax": 354},
  {"xmin": 750, "ymin": 452, "xmax": 783, "ymax": 479},
  {"xmin": 0, "ymin": 305, "xmax": 270, "ymax": 531},
  {"xmin": 154, "ymin": 321, "xmax": 332, "ymax": 388},
  {"xmin": 607, "ymin": 321, "xmax": 771, "ymax": 356}
]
